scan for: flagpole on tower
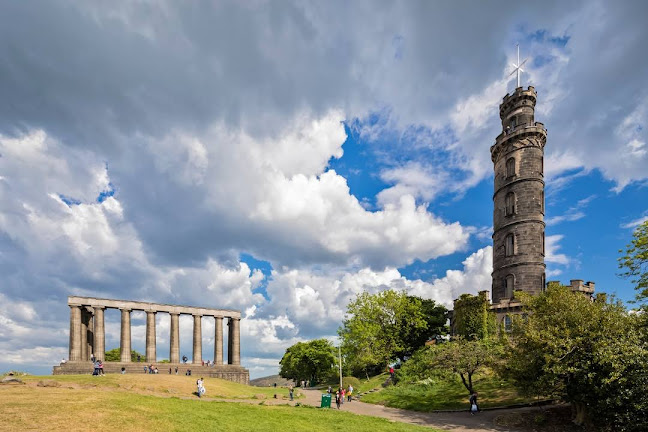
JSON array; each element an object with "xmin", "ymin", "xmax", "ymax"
[{"xmin": 509, "ymin": 43, "xmax": 528, "ymax": 88}]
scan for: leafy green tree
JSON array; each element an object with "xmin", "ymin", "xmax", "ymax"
[
  {"xmin": 104, "ymin": 348, "xmax": 145, "ymax": 362},
  {"xmin": 451, "ymin": 292, "xmax": 496, "ymax": 340},
  {"xmin": 619, "ymin": 219, "xmax": 648, "ymax": 303},
  {"xmin": 279, "ymin": 339, "xmax": 336, "ymax": 385},
  {"xmin": 394, "ymin": 297, "xmax": 448, "ymax": 360},
  {"xmin": 504, "ymin": 284, "xmax": 648, "ymax": 429},
  {"xmin": 433, "ymin": 339, "xmax": 501, "ymax": 394},
  {"xmin": 338, "ymin": 290, "xmax": 427, "ymax": 376}
]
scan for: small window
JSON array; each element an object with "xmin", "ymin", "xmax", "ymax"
[
  {"xmin": 506, "ymin": 158, "xmax": 516, "ymax": 178},
  {"xmin": 505, "ymin": 234, "xmax": 515, "ymax": 256},
  {"xmin": 541, "ymin": 191, "xmax": 544, "ymax": 213},
  {"xmin": 542, "ymin": 232, "xmax": 545, "ymax": 255},
  {"xmin": 510, "ymin": 116, "xmax": 517, "ymax": 130},
  {"xmin": 505, "ymin": 192, "xmax": 516, "ymax": 216},
  {"xmin": 505, "ymin": 274, "xmax": 514, "ymax": 298},
  {"xmin": 540, "ymin": 157, "xmax": 544, "ymax": 176},
  {"xmin": 542, "ymin": 273, "xmax": 546, "ymax": 292},
  {"xmin": 504, "ymin": 315, "xmax": 512, "ymax": 332}
]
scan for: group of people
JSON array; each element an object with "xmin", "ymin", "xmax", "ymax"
[
  {"xmin": 92, "ymin": 359, "xmax": 105, "ymax": 376},
  {"xmin": 143, "ymin": 365, "xmax": 159, "ymax": 374},
  {"xmin": 327, "ymin": 384, "xmax": 353, "ymax": 409}
]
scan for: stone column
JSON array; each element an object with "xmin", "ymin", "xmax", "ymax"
[
  {"xmin": 192, "ymin": 314, "xmax": 202, "ymax": 364},
  {"xmin": 228, "ymin": 317, "xmax": 240, "ymax": 365},
  {"xmin": 232, "ymin": 318, "xmax": 240, "ymax": 366},
  {"xmin": 94, "ymin": 307, "xmax": 105, "ymax": 362},
  {"xmin": 120, "ymin": 308, "xmax": 132, "ymax": 362},
  {"xmin": 87, "ymin": 311, "xmax": 94, "ymax": 360},
  {"xmin": 69, "ymin": 305, "xmax": 82, "ymax": 361},
  {"xmin": 80, "ymin": 309, "xmax": 88, "ymax": 361},
  {"xmin": 170, "ymin": 313, "xmax": 180, "ymax": 363},
  {"xmin": 146, "ymin": 311, "xmax": 157, "ymax": 363},
  {"xmin": 214, "ymin": 316, "xmax": 223, "ymax": 365},
  {"xmin": 227, "ymin": 318, "xmax": 233, "ymax": 365}
]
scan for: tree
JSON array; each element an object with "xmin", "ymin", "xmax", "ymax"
[
  {"xmin": 451, "ymin": 292, "xmax": 496, "ymax": 340},
  {"xmin": 104, "ymin": 348, "xmax": 145, "ymax": 362},
  {"xmin": 279, "ymin": 339, "xmax": 336, "ymax": 385},
  {"xmin": 504, "ymin": 284, "xmax": 648, "ymax": 429},
  {"xmin": 338, "ymin": 290, "xmax": 427, "ymax": 376},
  {"xmin": 394, "ymin": 297, "xmax": 448, "ymax": 360},
  {"xmin": 433, "ymin": 339, "xmax": 500, "ymax": 394},
  {"xmin": 619, "ymin": 219, "xmax": 648, "ymax": 303}
]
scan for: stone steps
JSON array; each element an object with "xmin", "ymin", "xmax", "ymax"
[{"xmin": 53, "ymin": 362, "xmax": 249, "ymax": 384}]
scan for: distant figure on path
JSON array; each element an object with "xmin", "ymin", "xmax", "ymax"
[
  {"xmin": 335, "ymin": 391, "xmax": 341, "ymax": 409},
  {"xmin": 175, "ymin": 366, "xmax": 178, "ymax": 375},
  {"xmin": 347, "ymin": 385, "xmax": 353, "ymax": 402},
  {"xmin": 90, "ymin": 353, "xmax": 95, "ymax": 363},
  {"xmin": 289, "ymin": 385, "xmax": 294, "ymax": 401},
  {"xmin": 98, "ymin": 360, "xmax": 104, "ymax": 375},
  {"xmin": 469, "ymin": 392, "xmax": 479, "ymax": 415},
  {"xmin": 327, "ymin": 385, "xmax": 332, "ymax": 394},
  {"xmin": 121, "ymin": 367, "xmax": 126, "ymax": 374}
]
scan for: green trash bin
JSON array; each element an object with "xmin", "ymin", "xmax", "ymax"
[{"xmin": 320, "ymin": 393, "xmax": 332, "ymax": 408}]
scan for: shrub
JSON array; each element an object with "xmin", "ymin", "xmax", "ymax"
[{"xmin": 342, "ymin": 376, "xmax": 361, "ymax": 389}]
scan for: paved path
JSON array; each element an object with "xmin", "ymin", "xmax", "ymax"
[{"xmin": 299, "ymin": 389, "xmax": 536, "ymax": 432}]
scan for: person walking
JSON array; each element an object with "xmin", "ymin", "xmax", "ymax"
[
  {"xmin": 335, "ymin": 390, "xmax": 341, "ymax": 409},
  {"xmin": 347, "ymin": 385, "xmax": 353, "ymax": 402},
  {"xmin": 469, "ymin": 392, "xmax": 479, "ymax": 415},
  {"xmin": 340, "ymin": 387, "xmax": 345, "ymax": 404},
  {"xmin": 289, "ymin": 385, "xmax": 294, "ymax": 401}
]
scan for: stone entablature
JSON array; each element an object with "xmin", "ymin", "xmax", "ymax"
[{"xmin": 68, "ymin": 296, "xmax": 241, "ymax": 318}]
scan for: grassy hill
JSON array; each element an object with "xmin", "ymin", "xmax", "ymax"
[
  {"xmin": 360, "ymin": 372, "xmax": 535, "ymax": 411},
  {"xmin": 0, "ymin": 375, "xmax": 437, "ymax": 432},
  {"xmin": 249, "ymin": 374, "xmax": 295, "ymax": 387}
]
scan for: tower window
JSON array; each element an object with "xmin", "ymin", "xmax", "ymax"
[
  {"xmin": 505, "ymin": 274, "xmax": 514, "ymax": 298},
  {"xmin": 506, "ymin": 158, "xmax": 516, "ymax": 178},
  {"xmin": 509, "ymin": 116, "xmax": 517, "ymax": 130},
  {"xmin": 542, "ymin": 231, "xmax": 545, "ymax": 255},
  {"xmin": 541, "ymin": 191, "xmax": 544, "ymax": 213},
  {"xmin": 542, "ymin": 273, "xmax": 546, "ymax": 292},
  {"xmin": 505, "ymin": 192, "xmax": 516, "ymax": 216},
  {"xmin": 504, "ymin": 315, "xmax": 512, "ymax": 332},
  {"xmin": 505, "ymin": 234, "xmax": 515, "ymax": 256}
]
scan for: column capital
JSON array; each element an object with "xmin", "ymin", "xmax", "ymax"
[
  {"xmin": 192, "ymin": 313, "xmax": 203, "ymax": 318},
  {"xmin": 69, "ymin": 303, "xmax": 83, "ymax": 308},
  {"xmin": 146, "ymin": 310, "xmax": 157, "ymax": 315},
  {"xmin": 92, "ymin": 305, "xmax": 106, "ymax": 311},
  {"xmin": 120, "ymin": 307, "xmax": 132, "ymax": 312}
]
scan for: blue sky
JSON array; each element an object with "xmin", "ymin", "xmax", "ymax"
[{"xmin": 0, "ymin": 1, "xmax": 647, "ymax": 378}]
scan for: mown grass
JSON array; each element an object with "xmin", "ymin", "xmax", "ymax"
[
  {"xmin": 20, "ymin": 374, "xmax": 298, "ymax": 399},
  {"xmin": 360, "ymin": 372, "xmax": 533, "ymax": 411},
  {"xmin": 355, "ymin": 372, "xmax": 390, "ymax": 393},
  {"xmin": 0, "ymin": 375, "xmax": 439, "ymax": 432}
]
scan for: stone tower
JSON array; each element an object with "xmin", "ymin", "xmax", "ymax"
[{"xmin": 490, "ymin": 86, "xmax": 546, "ymax": 304}]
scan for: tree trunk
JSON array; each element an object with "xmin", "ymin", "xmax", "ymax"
[
  {"xmin": 459, "ymin": 373, "xmax": 473, "ymax": 393},
  {"xmin": 573, "ymin": 402, "xmax": 586, "ymax": 426}
]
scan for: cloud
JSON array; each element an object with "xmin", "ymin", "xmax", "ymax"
[
  {"xmin": 545, "ymin": 195, "xmax": 595, "ymax": 225},
  {"xmin": 621, "ymin": 213, "xmax": 648, "ymax": 229},
  {"xmin": 546, "ymin": 234, "xmax": 570, "ymax": 265}
]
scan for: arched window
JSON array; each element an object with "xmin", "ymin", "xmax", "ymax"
[
  {"xmin": 505, "ymin": 234, "xmax": 514, "ymax": 256},
  {"xmin": 540, "ymin": 157, "xmax": 544, "ymax": 176},
  {"xmin": 506, "ymin": 158, "xmax": 516, "ymax": 178},
  {"xmin": 505, "ymin": 274, "xmax": 514, "ymax": 298},
  {"xmin": 505, "ymin": 192, "xmax": 516, "ymax": 216},
  {"xmin": 542, "ymin": 231, "xmax": 545, "ymax": 255},
  {"xmin": 542, "ymin": 273, "xmax": 546, "ymax": 292},
  {"xmin": 509, "ymin": 116, "xmax": 517, "ymax": 130},
  {"xmin": 504, "ymin": 315, "xmax": 512, "ymax": 332},
  {"xmin": 541, "ymin": 191, "xmax": 544, "ymax": 213}
]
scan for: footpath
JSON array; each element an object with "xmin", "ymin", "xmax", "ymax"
[{"xmin": 299, "ymin": 389, "xmax": 536, "ymax": 432}]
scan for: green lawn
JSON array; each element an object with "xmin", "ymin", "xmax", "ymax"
[
  {"xmin": 0, "ymin": 375, "xmax": 441, "ymax": 432},
  {"xmin": 355, "ymin": 372, "xmax": 390, "ymax": 393},
  {"xmin": 360, "ymin": 372, "xmax": 535, "ymax": 411}
]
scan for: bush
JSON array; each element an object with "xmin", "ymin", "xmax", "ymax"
[{"xmin": 342, "ymin": 376, "xmax": 361, "ymax": 389}]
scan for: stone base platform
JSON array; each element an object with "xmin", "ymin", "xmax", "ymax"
[{"xmin": 53, "ymin": 362, "xmax": 249, "ymax": 385}]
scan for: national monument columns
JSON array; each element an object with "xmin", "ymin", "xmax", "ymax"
[{"xmin": 59, "ymin": 296, "xmax": 247, "ymax": 384}]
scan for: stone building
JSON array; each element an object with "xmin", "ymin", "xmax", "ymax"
[
  {"xmin": 488, "ymin": 86, "xmax": 595, "ymax": 327},
  {"xmin": 489, "ymin": 86, "xmax": 547, "ymax": 325}
]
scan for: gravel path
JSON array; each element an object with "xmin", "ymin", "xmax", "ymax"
[{"xmin": 298, "ymin": 389, "xmax": 535, "ymax": 432}]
